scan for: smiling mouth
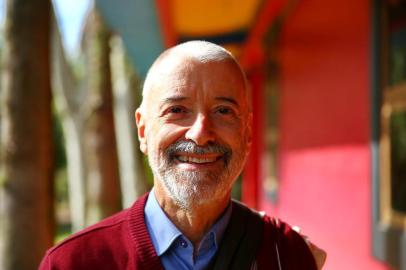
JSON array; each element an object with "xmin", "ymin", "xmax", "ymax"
[{"xmin": 175, "ymin": 155, "xmax": 221, "ymax": 164}]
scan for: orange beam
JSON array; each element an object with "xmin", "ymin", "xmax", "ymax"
[
  {"xmin": 240, "ymin": 0, "xmax": 288, "ymax": 70},
  {"xmin": 155, "ymin": 0, "xmax": 178, "ymax": 48}
]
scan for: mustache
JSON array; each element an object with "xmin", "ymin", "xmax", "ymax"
[{"xmin": 166, "ymin": 140, "xmax": 231, "ymax": 162}]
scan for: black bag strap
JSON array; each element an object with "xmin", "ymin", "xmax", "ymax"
[{"xmin": 211, "ymin": 200, "xmax": 264, "ymax": 270}]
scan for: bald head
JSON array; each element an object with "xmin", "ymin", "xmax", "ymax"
[
  {"xmin": 140, "ymin": 41, "xmax": 249, "ymax": 113},
  {"xmin": 160, "ymin": 40, "xmax": 234, "ymax": 63}
]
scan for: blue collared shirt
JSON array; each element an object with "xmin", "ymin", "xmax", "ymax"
[{"xmin": 144, "ymin": 189, "xmax": 232, "ymax": 270}]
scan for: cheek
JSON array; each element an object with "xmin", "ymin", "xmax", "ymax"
[
  {"xmin": 146, "ymin": 122, "xmax": 187, "ymax": 151},
  {"xmin": 213, "ymin": 121, "xmax": 247, "ymax": 149}
]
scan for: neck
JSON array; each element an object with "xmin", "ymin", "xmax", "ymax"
[{"xmin": 153, "ymin": 183, "xmax": 231, "ymax": 248}]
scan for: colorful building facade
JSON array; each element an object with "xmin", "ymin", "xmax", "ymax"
[{"xmin": 97, "ymin": 0, "xmax": 406, "ymax": 269}]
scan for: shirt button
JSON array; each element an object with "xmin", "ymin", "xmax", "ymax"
[{"xmin": 179, "ymin": 239, "xmax": 188, "ymax": 248}]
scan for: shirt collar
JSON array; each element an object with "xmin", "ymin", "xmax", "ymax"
[
  {"xmin": 144, "ymin": 188, "xmax": 232, "ymax": 256},
  {"xmin": 144, "ymin": 189, "xmax": 182, "ymax": 255}
]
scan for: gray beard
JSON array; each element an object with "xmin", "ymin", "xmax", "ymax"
[
  {"xmin": 160, "ymin": 169, "xmax": 226, "ymax": 210},
  {"xmin": 148, "ymin": 140, "xmax": 246, "ymax": 210}
]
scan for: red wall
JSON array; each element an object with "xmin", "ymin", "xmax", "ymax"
[{"xmin": 258, "ymin": 0, "xmax": 389, "ymax": 269}]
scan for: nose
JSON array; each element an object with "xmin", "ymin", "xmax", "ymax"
[{"xmin": 185, "ymin": 113, "xmax": 215, "ymax": 146}]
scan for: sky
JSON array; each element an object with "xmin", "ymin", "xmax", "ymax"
[
  {"xmin": 0, "ymin": 0, "xmax": 91, "ymax": 57},
  {"xmin": 52, "ymin": 0, "xmax": 91, "ymax": 56},
  {"xmin": 0, "ymin": 0, "xmax": 4, "ymax": 26}
]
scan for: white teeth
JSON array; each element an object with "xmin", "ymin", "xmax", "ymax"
[{"xmin": 177, "ymin": 156, "xmax": 217, "ymax": 164}]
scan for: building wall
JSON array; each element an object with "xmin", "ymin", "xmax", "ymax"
[{"xmin": 259, "ymin": 0, "xmax": 390, "ymax": 269}]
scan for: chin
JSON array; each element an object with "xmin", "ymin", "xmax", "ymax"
[{"xmin": 162, "ymin": 175, "xmax": 233, "ymax": 210}]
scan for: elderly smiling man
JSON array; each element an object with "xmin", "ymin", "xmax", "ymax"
[{"xmin": 40, "ymin": 41, "xmax": 326, "ymax": 270}]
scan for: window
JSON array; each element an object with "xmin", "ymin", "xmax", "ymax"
[
  {"xmin": 262, "ymin": 21, "xmax": 282, "ymax": 204},
  {"xmin": 379, "ymin": 0, "xmax": 406, "ymax": 229},
  {"xmin": 373, "ymin": 0, "xmax": 406, "ymax": 268}
]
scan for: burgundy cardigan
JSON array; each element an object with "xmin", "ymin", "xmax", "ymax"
[{"xmin": 39, "ymin": 193, "xmax": 316, "ymax": 269}]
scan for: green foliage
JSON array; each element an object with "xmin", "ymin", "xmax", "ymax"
[
  {"xmin": 54, "ymin": 221, "xmax": 72, "ymax": 244},
  {"xmin": 55, "ymin": 169, "xmax": 68, "ymax": 204},
  {"xmin": 0, "ymin": 169, "xmax": 5, "ymax": 188},
  {"xmin": 52, "ymin": 109, "xmax": 70, "ymax": 238},
  {"xmin": 54, "ymin": 169, "xmax": 72, "ymax": 243},
  {"xmin": 52, "ymin": 110, "xmax": 67, "ymax": 170},
  {"xmin": 70, "ymin": 54, "xmax": 86, "ymax": 82}
]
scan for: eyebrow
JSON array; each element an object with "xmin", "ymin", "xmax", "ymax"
[
  {"xmin": 159, "ymin": 95, "xmax": 240, "ymax": 107},
  {"xmin": 158, "ymin": 96, "xmax": 188, "ymax": 110},
  {"xmin": 161, "ymin": 96, "xmax": 188, "ymax": 104},
  {"xmin": 215, "ymin": 96, "xmax": 240, "ymax": 107}
]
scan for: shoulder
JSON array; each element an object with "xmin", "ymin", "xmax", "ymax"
[
  {"xmin": 259, "ymin": 215, "xmax": 318, "ymax": 269},
  {"xmin": 229, "ymin": 201, "xmax": 317, "ymax": 269},
  {"xmin": 39, "ymin": 194, "xmax": 150, "ymax": 270},
  {"xmin": 51, "ymin": 208, "xmax": 131, "ymax": 253},
  {"xmin": 230, "ymin": 200, "xmax": 306, "ymax": 246},
  {"xmin": 39, "ymin": 208, "xmax": 131, "ymax": 269}
]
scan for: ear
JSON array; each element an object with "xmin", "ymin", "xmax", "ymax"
[{"xmin": 135, "ymin": 108, "xmax": 148, "ymax": 154}]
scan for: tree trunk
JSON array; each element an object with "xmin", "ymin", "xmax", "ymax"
[
  {"xmin": 0, "ymin": 0, "xmax": 54, "ymax": 269},
  {"xmin": 83, "ymin": 8, "xmax": 121, "ymax": 225},
  {"xmin": 110, "ymin": 36, "xmax": 148, "ymax": 208},
  {"xmin": 50, "ymin": 10, "xmax": 86, "ymax": 232}
]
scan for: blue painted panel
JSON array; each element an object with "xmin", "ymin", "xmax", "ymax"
[{"xmin": 96, "ymin": 0, "xmax": 164, "ymax": 77}]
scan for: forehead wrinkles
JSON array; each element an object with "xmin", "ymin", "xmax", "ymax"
[
  {"xmin": 150, "ymin": 56, "xmax": 195, "ymax": 85},
  {"xmin": 144, "ymin": 64, "xmax": 196, "ymax": 112},
  {"xmin": 144, "ymin": 54, "xmax": 193, "ymax": 94},
  {"xmin": 142, "ymin": 57, "xmax": 250, "ymax": 115}
]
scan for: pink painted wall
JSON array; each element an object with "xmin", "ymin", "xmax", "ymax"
[{"xmin": 258, "ymin": 0, "xmax": 390, "ymax": 269}]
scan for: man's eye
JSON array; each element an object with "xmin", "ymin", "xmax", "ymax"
[
  {"xmin": 167, "ymin": 106, "xmax": 186, "ymax": 114},
  {"xmin": 216, "ymin": 107, "xmax": 232, "ymax": 115}
]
